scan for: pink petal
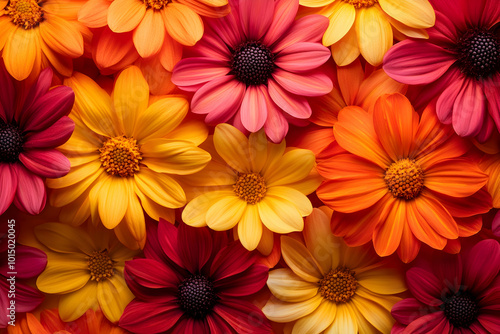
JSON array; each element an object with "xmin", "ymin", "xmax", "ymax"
[
  {"xmin": 191, "ymin": 75, "xmax": 245, "ymax": 124},
  {"xmin": 240, "ymin": 85, "xmax": 268, "ymax": 132},
  {"xmin": 261, "ymin": 0, "xmax": 298, "ymax": 46},
  {"xmin": 464, "ymin": 239, "xmax": 500, "ymax": 295},
  {"xmin": 428, "ymin": 11, "xmax": 460, "ymax": 45},
  {"xmin": 13, "ymin": 164, "xmax": 46, "ymax": 215},
  {"xmin": 391, "ymin": 298, "xmax": 426, "ymax": 325},
  {"xmin": 172, "ymin": 57, "xmax": 229, "ymax": 88},
  {"xmin": 215, "ymin": 265, "xmax": 268, "ymax": 297},
  {"xmin": 120, "ymin": 300, "xmax": 183, "ymax": 333},
  {"xmin": 406, "ymin": 267, "xmax": 444, "ymax": 307},
  {"xmin": 21, "ymin": 86, "xmax": 75, "ymax": 132},
  {"xmin": 429, "ymin": 0, "xmax": 466, "ymax": 32},
  {"xmin": 124, "ymin": 258, "xmax": 181, "ymax": 289},
  {"xmin": 0, "ymin": 163, "xmax": 17, "ymax": 215},
  {"xmin": 383, "ymin": 40, "xmax": 455, "ymax": 85},
  {"xmin": 484, "ymin": 75, "xmax": 500, "ymax": 133},
  {"xmin": 404, "ymin": 312, "xmax": 448, "ymax": 334},
  {"xmin": 210, "ymin": 242, "xmax": 255, "ymax": 281},
  {"xmin": 436, "ymin": 75, "xmax": 466, "ymax": 125},
  {"xmin": 0, "ymin": 62, "xmax": 15, "ymax": 122},
  {"xmin": 193, "ymin": 29, "xmax": 232, "ymax": 62},
  {"xmin": 5, "ymin": 245, "xmax": 46, "ymax": 279},
  {"xmin": 268, "ymin": 79, "xmax": 311, "ymax": 119},
  {"xmin": 23, "ymin": 117, "xmax": 74, "ymax": 149},
  {"xmin": 272, "ymin": 69, "xmax": 332, "ymax": 97},
  {"xmin": 214, "ymin": 299, "xmax": 271, "ymax": 334},
  {"xmin": 238, "ymin": 0, "xmax": 274, "ymax": 41},
  {"xmin": 205, "ymin": 5, "xmax": 243, "ymax": 47},
  {"xmin": 264, "ymin": 98, "xmax": 288, "ymax": 143},
  {"xmin": 19, "ymin": 149, "xmax": 70, "ymax": 178},
  {"xmin": 177, "ymin": 223, "xmax": 212, "ymax": 274},
  {"xmin": 451, "ymin": 77, "xmax": 486, "ymax": 137},
  {"xmin": 275, "ymin": 42, "xmax": 331, "ymax": 73},
  {"xmin": 272, "ymin": 15, "xmax": 329, "ymax": 52}
]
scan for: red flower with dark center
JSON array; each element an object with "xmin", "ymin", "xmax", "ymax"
[
  {"xmin": 0, "ymin": 63, "xmax": 74, "ymax": 215},
  {"xmin": 392, "ymin": 239, "xmax": 500, "ymax": 333},
  {"xmin": 119, "ymin": 219, "xmax": 271, "ymax": 333}
]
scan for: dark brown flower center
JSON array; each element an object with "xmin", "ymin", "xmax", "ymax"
[
  {"xmin": 178, "ymin": 275, "xmax": 218, "ymax": 319},
  {"xmin": 143, "ymin": 0, "xmax": 170, "ymax": 9},
  {"xmin": 443, "ymin": 293, "xmax": 478, "ymax": 328},
  {"xmin": 230, "ymin": 41, "xmax": 275, "ymax": 86},
  {"xmin": 0, "ymin": 123, "xmax": 23, "ymax": 163},
  {"xmin": 318, "ymin": 267, "xmax": 357, "ymax": 303},
  {"xmin": 385, "ymin": 158, "xmax": 424, "ymax": 200},
  {"xmin": 341, "ymin": 0, "xmax": 377, "ymax": 8},
  {"xmin": 456, "ymin": 28, "xmax": 500, "ymax": 79},
  {"xmin": 87, "ymin": 250, "xmax": 115, "ymax": 282},
  {"xmin": 6, "ymin": 0, "xmax": 44, "ymax": 29}
]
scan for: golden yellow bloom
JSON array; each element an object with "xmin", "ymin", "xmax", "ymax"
[
  {"xmin": 263, "ymin": 208, "xmax": 406, "ymax": 333},
  {"xmin": 181, "ymin": 123, "xmax": 322, "ymax": 254},
  {"xmin": 46, "ymin": 66, "xmax": 211, "ymax": 249},
  {"xmin": 34, "ymin": 222, "xmax": 139, "ymax": 323}
]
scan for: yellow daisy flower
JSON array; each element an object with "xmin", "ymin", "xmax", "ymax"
[
  {"xmin": 34, "ymin": 222, "xmax": 140, "ymax": 323},
  {"xmin": 46, "ymin": 66, "xmax": 211, "ymax": 249},
  {"xmin": 181, "ymin": 123, "xmax": 322, "ymax": 254},
  {"xmin": 299, "ymin": 0, "xmax": 435, "ymax": 66},
  {"xmin": 263, "ymin": 208, "xmax": 406, "ymax": 333}
]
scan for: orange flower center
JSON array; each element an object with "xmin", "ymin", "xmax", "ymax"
[
  {"xmin": 385, "ymin": 158, "xmax": 424, "ymax": 200},
  {"xmin": 233, "ymin": 172, "xmax": 267, "ymax": 204},
  {"xmin": 87, "ymin": 250, "xmax": 115, "ymax": 282},
  {"xmin": 6, "ymin": 0, "xmax": 44, "ymax": 29},
  {"xmin": 99, "ymin": 136, "xmax": 142, "ymax": 177},
  {"xmin": 318, "ymin": 267, "xmax": 357, "ymax": 303},
  {"xmin": 143, "ymin": 0, "xmax": 170, "ymax": 9},
  {"xmin": 342, "ymin": 0, "xmax": 377, "ymax": 8}
]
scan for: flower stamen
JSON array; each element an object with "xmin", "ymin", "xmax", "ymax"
[
  {"xmin": 385, "ymin": 158, "xmax": 424, "ymax": 200},
  {"xmin": 230, "ymin": 41, "xmax": 275, "ymax": 86},
  {"xmin": 87, "ymin": 250, "xmax": 115, "ymax": 282},
  {"xmin": 233, "ymin": 172, "xmax": 267, "ymax": 204},
  {"xmin": 143, "ymin": 0, "xmax": 170, "ymax": 10},
  {"xmin": 0, "ymin": 123, "xmax": 24, "ymax": 163},
  {"xmin": 319, "ymin": 267, "xmax": 357, "ymax": 303},
  {"xmin": 342, "ymin": 0, "xmax": 377, "ymax": 8},
  {"xmin": 99, "ymin": 136, "xmax": 142, "ymax": 177},
  {"xmin": 6, "ymin": 0, "xmax": 44, "ymax": 29}
]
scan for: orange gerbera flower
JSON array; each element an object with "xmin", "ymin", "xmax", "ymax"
[
  {"xmin": 0, "ymin": 0, "xmax": 87, "ymax": 81},
  {"xmin": 298, "ymin": 0, "xmax": 435, "ymax": 66},
  {"xmin": 316, "ymin": 93, "xmax": 492, "ymax": 262}
]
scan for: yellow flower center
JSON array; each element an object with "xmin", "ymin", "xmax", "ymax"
[
  {"xmin": 143, "ymin": 0, "xmax": 170, "ymax": 9},
  {"xmin": 6, "ymin": 0, "xmax": 44, "ymax": 29},
  {"xmin": 342, "ymin": 0, "xmax": 377, "ymax": 8},
  {"xmin": 385, "ymin": 158, "xmax": 424, "ymax": 200},
  {"xmin": 87, "ymin": 250, "xmax": 115, "ymax": 282},
  {"xmin": 99, "ymin": 136, "xmax": 142, "ymax": 177},
  {"xmin": 233, "ymin": 172, "xmax": 267, "ymax": 204},
  {"xmin": 318, "ymin": 267, "xmax": 357, "ymax": 303}
]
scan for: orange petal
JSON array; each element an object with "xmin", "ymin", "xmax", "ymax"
[
  {"xmin": 337, "ymin": 58, "xmax": 363, "ymax": 105},
  {"xmin": 373, "ymin": 198, "xmax": 405, "ymax": 256},
  {"xmin": 355, "ymin": 69, "xmax": 408, "ymax": 112},
  {"xmin": 177, "ymin": 0, "xmax": 230, "ymax": 18},
  {"xmin": 107, "ymin": 0, "xmax": 146, "ymax": 33},
  {"xmin": 133, "ymin": 9, "xmax": 165, "ymax": 58},
  {"xmin": 397, "ymin": 221, "xmax": 421, "ymax": 263},
  {"xmin": 414, "ymin": 193, "xmax": 459, "ymax": 240},
  {"xmin": 40, "ymin": 14, "xmax": 83, "ymax": 58},
  {"xmin": 78, "ymin": 0, "xmax": 110, "ymax": 28},
  {"xmin": 456, "ymin": 216, "xmax": 482, "ymax": 237},
  {"xmin": 406, "ymin": 199, "xmax": 447, "ymax": 250},
  {"xmin": 162, "ymin": 3, "xmax": 203, "ymax": 46}
]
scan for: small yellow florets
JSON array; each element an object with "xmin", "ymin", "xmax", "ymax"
[
  {"xmin": 99, "ymin": 136, "xmax": 142, "ymax": 177},
  {"xmin": 233, "ymin": 172, "xmax": 267, "ymax": 204},
  {"xmin": 318, "ymin": 267, "xmax": 357, "ymax": 303}
]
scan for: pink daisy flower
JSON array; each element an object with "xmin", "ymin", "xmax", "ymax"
[
  {"xmin": 383, "ymin": 0, "xmax": 500, "ymax": 141},
  {"xmin": 392, "ymin": 239, "xmax": 500, "ymax": 333},
  {"xmin": 0, "ymin": 64, "xmax": 74, "ymax": 215},
  {"xmin": 171, "ymin": 0, "xmax": 333, "ymax": 143}
]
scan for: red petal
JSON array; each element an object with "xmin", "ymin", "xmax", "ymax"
[
  {"xmin": 406, "ymin": 267, "xmax": 444, "ymax": 306},
  {"xmin": 177, "ymin": 223, "xmax": 212, "ymax": 274},
  {"xmin": 215, "ymin": 265, "xmax": 268, "ymax": 297},
  {"xmin": 13, "ymin": 164, "xmax": 46, "ymax": 215},
  {"xmin": 23, "ymin": 117, "xmax": 74, "ymax": 149},
  {"xmin": 210, "ymin": 242, "xmax": 255, "ymax": 281},
  {"xmin": 464, "ymin": 239, "xmax": 500, "ymax": 295},
  {"xmin": 0, "ymin": 163, "xmax": 17, "ymax": 214},
  {"xmin": 119, "ymin": 300, "xmax": 183, "ymax": 333},
  {"xmin": 391, "ymin": 298, "xmax": 426, "ymax": 325},
  {"xmin": 214, "ymin": 299, "xmax": 271, "ymax": 334},
  {"xmin": 124, "ymin": 258, "xmax": 182, "ymax": 289},
  {"xmin": 19, "ymin": 149, "xmax": 70, "ymax": 178}
]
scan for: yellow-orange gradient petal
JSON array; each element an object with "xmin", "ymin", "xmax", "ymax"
[
  {"xmin": 162, "ymin": 3, "xmax": 203, "ymax": 46},
  {"xmin": 281, "ymin": 235, "xmax": 323, "ymax": 282},
  {"xmin": 355, "ymin": 6, "xmax": 392, "ymax": 66}
]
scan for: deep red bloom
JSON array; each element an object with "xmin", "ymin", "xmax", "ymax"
[
  {"xmin": 383, "ymin": 0, "xmax": 500, "ymax": 141},
  {"xmin": 0, "ymin": 64, "xmax": 74, "ymax": 215},
  {"xmin": 392, "ymin": 239, "xmax": 500, "ymax": 333},
  {"xmin": 120, "ymin": 219, "xmax": 271, "ymax": 334}
]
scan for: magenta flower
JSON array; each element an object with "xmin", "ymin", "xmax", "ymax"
[
  {"xmin": 171, "ymin": 0, "xmax": 332, "ymax": 143},
  {"xmin": 392, "ymin": 239, "xmax": 500, "ymax": 333},
  {"xmin": 0, "ymin": 64, "xmax": 74, "ymax": 215},
  {"xmin": 119, "ymin": 219, "xmax": 271, "ymax": 333},
  {"xmin": 383, "ymin": 0, "xmax": 500, "ymax": 141},
  {"xmin": 0, "ymin": 220, "xmax": 47, "ymax": 328}
]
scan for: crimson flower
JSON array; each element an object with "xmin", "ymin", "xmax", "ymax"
[
  {"xmin": 119, "ymin": 219, "xmax": 271, "ymax": 333},
  {"xmin": 392, "ymin": 239, "xmax": 500, "ymax": 333},
  {"xmin": 0, "ymin": 64, "xmax": 74, "ymax": 215},
  {"xmin": 172, "ymin": 0, "xmax": 332, "ymax": 143},
  {"xmin": 383, "ymin": 0, "xmax": 500, "ymax": 141}
]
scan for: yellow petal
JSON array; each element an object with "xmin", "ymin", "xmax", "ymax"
[
  {"xmin": 47, "ymin": 160, "xmax": 102, "ymax": 189},
  {"xmin": 58, "ymin": 281, "xmax": 99, "ymax": 322},
  {"xmin": 35, "ymin": 223, "xmax": 96, "ymax": 254},
  {"xmin": 292, "ymin": 300, "xmax": 336, "ymax": 334},
  {"xmin": 281, "ymin": 236, "xmax": 323, "ymax": 282},
  {"xmin": 164, "ymin": 120, "xmax": 209, "ymax": 146},
  {"xmin": 299, "ymin": 0, "xmax": 334, "ymax": 7},
  {"xmin": 124, "ymin": 193, "xmax": 146, "ymax": 246},
  {"xmin": 58, "ymin": 120, "xmax": 102, "ymax": 155},
  {"xmin": 133, "ymin": 96, "xmax": 189, "ymax": 142},
  {"xmin": 331, "ymin": 23, "xmax": 359, "ymax": 66},
  {"xmin": 356, "ymin": 6, "xmax": 393, "ymax": 66},
  {"xmin": 261, "ymin": 140, "xmax": 286, "ymax": 177},
  {"xmin": 351, "ymin": 294, "xmax": 394, "ymax": 333},
  {"xmin": 237, "ymin": 204, "xmax": 262, "ymax": 251},
  {"xmin": 323, "ymin": 1, "xmax": 355, "ymax": 46},
  {"xmin": 262, "ymin": 293, "xmax": 323, "ymax": 322},
  {"xmin": 378, "ymin": 0, "xmax": 435, "ymax": 29},
  {"xmin": 162, "ymin": 3, "xmax": 203, "ymax": 46},
  {"xmin": 214, "ymin": 123, "xmax": 251, "ymax": 173},
  {"xmin": 206, "ymin": 196, "xmax": 246, "ymax": 230},
  {"xmin": 37, "ymin": 263, "xmax": 90, "ymax": 294},
  {"xmin": 356, "ymin": 268, "xmax": 406, "ymax": 295},
  {"xmin": 134, "ymin": 168, "xmax": 186, "ymax": 208},
  {"xmin": 97, "ymin": 272, "xmax": 135, "ymax": 323},
  {"xmin": 114, "ymin": 220, "xmax": 143, "ymax": 250},
  {"xmin": 135, "ymin": 186, "xmax": 176, "ymax": 222},
  {"xmin": 258, "ymin": 197, "xmax": 304, "ymax": 234},
  {"xmin": 264, "ymin": 149, "xmax": 315, "ymax": 187},
  {"xmin": 325, "ymin": 303, "xmax": 358, "ymax": 334},
  {"xmin": 182, "ymin": 190, "xmax": 235, "ymax": 227},
  {"xmin": 113, "ymin": 66, "xmax": 148, "ymax": 136},
  {"xmin": 98, "ymin": 177, "xmax": 130, "ymax": 229},
  {"xmin": 257, "ymin": 224, "xmax": 274, "ymax": 256},
  {"xmin": 142, "ymin": 139, "xmax": 211, "ymax": 175},
  {"xmin": 355, "ymin": 286, "xmax": 402, "ymax": 312},
  {"xmin": 267, "ymin": 268, "xmax": 319, "ymax": 303},
  {"xmin": 248, "ymin": 130, "xmax": 268, "ymax": 173},
  {"xmin": 266, "ymin": 186, "xmax": 313, "ymax": 216}
]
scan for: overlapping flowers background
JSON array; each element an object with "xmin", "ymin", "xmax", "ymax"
[{"xmin": 0, "ymin": 0, "xmax": 500, "ymax": 332}]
